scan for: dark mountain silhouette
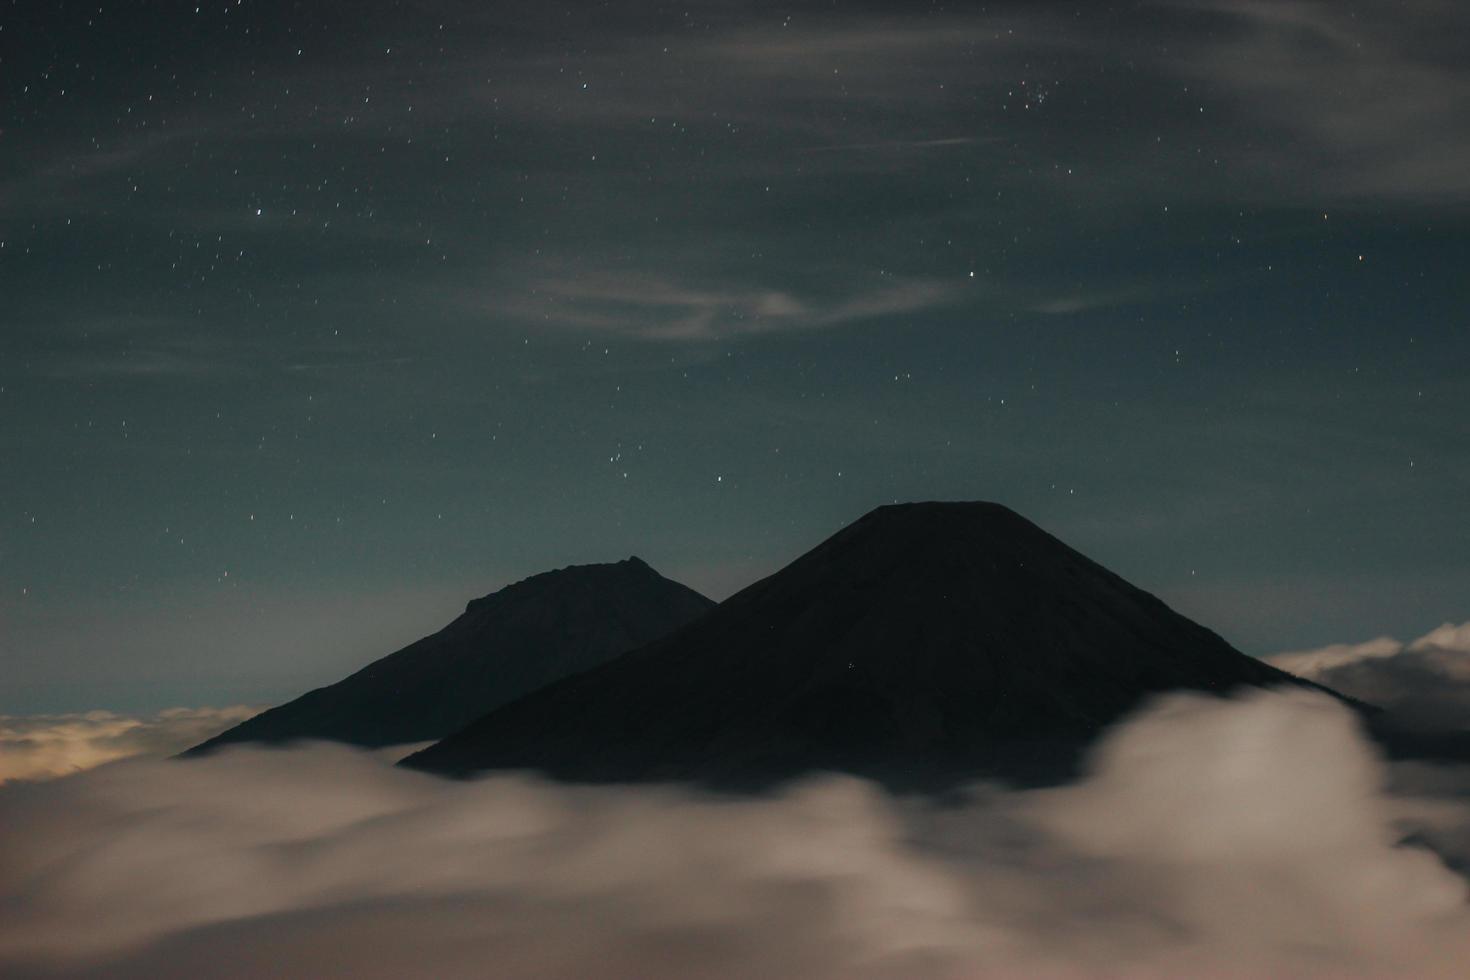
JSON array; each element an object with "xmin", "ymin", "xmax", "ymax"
[
  {"xmin": 189, "ymin": 558, "xmax": 713, "ymax": 753},
  {"xmin": 1364, "ymin": 721, "xmax": 1470, "ymax": 767},
  {"xmin": 403, "ymin": 502, "xmax": 1346, "ymax": 788}
]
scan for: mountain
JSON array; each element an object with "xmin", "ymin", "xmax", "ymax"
[
  {"xmin": 189, "ymin": 558, "xmax": 714, "ymax": 753},
  {"xmin": 402, "ymin": 502, "xmax": 1339, "ymax": 788}
]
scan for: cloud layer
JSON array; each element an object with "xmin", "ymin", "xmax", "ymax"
[
  {"xmin": 1268, "ymin": 621, "xmax": 1470, "ymax": 729},
  {"xmin": 0, "ymin": 707, "xmax": 260, "ymax": 785},
  {"xmin": 2, "ymin": 689, "xmax": 1467, "ymax": 978}
]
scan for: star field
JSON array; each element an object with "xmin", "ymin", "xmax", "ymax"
[{"xmin": 2, "ymin": 0, "xmax": 1468, "ymax": 712}]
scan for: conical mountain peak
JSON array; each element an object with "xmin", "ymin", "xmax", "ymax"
[
  {"xmin": 757, "ymin": 501, "xmax": 1087, "ymax": 588},
  {"xmin": 404, "ymin": 502, "xmax": 1333, "ymax": 789}
]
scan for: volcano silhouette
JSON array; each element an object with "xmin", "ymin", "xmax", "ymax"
[
  {"xmin": 190, "ymin": 558, "xmax": 713, "ymax": 753},
  {"xmin": 403, "ymin": 502, "xmax": 1339, "ymax": 787}
]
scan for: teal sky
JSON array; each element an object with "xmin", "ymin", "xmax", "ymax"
[{"xmin": 3, "ymin": 0, "xmax": 1467, "ymax": 713}]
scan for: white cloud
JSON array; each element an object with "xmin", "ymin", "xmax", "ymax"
[
  {"xmin": 0, "ymin": 706, "xmax": 260, "ymax": 785},
  {"xmin": 1412, "ymin": 623, "xmax": 1470, "ymax": 656},
  {"xmin": 1, "ymin": 690, "xmax": 1467, "ymax": 978},
  {"xmin": 1267, "ymin": 621, "xmax": 1470, "ymax": 729},
  {"xmin": 1267, "ymin": 635, "xmax": 1407, "ymax": 677}
]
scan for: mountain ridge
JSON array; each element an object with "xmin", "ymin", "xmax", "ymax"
[
  {"xmin": 403, "ymin": 501, "xmax": 1343, "ymax": 788},
  {"xmin": 188, "ymin": 556, "xmax": 714, "ymax": 753}
]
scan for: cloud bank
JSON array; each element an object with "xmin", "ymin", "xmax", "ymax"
[
  {"xmin": 2, "ymin": 690, "xmax": 1467, "ymax": 978},
  {"xmin": 0, "ymin": 706, "xmax": 260, "ymax": 785},
  {"xmin": 1268, "ymin": 621, "xmax": 1470, "ymax": 730}
]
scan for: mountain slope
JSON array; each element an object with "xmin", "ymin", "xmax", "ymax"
[
  {"xmin": 403, "ymin": 502, "xmax": 1335, "ymax": 787},
  {"xmin": 189, "ymin": 557, "xmax": 713, "ymax": 752}
]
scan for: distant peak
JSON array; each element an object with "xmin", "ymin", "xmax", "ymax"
[
  {"xmin": 465, "ymin": 557, "xmax": 668, "ymax": 611},
  {"xmin": 533, "ymin": 556, "xmax": 656, "ymax": 581}
]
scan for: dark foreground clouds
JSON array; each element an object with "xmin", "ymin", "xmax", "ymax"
[
  {"xmin": 1269, "ymin": 621, "xmax": 1470, "ymax": 730},
  {"xmin": 2, "ymin": 690, "xmax": 1468, "ymax": 979}
]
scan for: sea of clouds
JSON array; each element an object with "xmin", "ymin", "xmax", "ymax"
[
  {"xmin": 0, "ymin": 706, "xmax": 261, "ymax": 785},
  {"xmin": 1266, "ymin": 621, "xmax": 1470, "ymax": 731},
  {"xmin": 3, "ymin": 684, "xmax": 1469, "ymax": 979}
]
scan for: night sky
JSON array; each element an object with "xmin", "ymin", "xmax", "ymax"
[{"xmin": 4, "ymin": 0, "xmax": 1467, "ymax": 714}]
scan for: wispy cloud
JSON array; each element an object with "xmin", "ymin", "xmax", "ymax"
[
  {"xmin": 1157, "ymin": 0, "xmax": 1470, "ymax": 202},
  {"xmin": 472, "ymin": 271, "xmax": 962, "ymax": 341},
  {"xmin": 44, "ymin": 350, "xmax": 233, "ymax": 381},
  {"xmin": 0, "ymin": 132, "xmax": 182, "ymax": 218},
  {"xmin": 1029, "ymin": 286, "xmax": 1161, "ymax": 316}
]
